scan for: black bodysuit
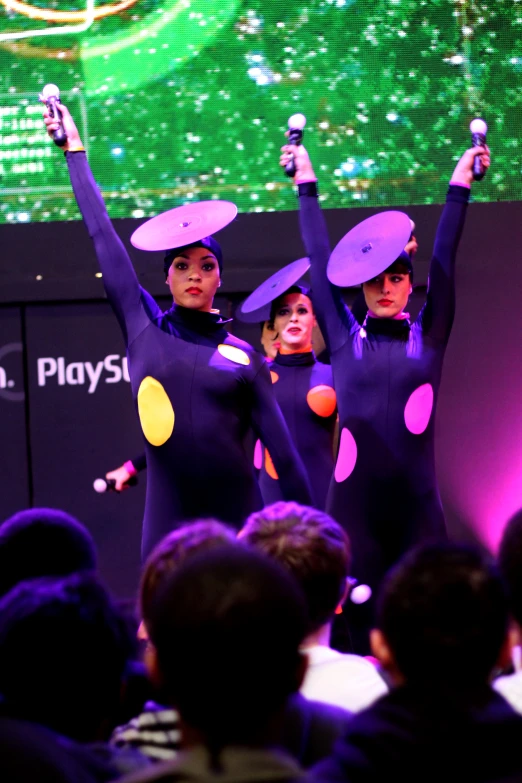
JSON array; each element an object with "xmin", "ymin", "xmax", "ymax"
[
  {"xmin": 298, "ymin": 181, "xmax": 470, "ymax": 589},
  {"xmin": 258, "ymin": 351, "xmax": 337, "ymax": 510},
  {"xmin": 66, "ymin": 152, "xmax": 312, "ymax": 558}
]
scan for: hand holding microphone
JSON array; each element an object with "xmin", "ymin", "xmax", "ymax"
[
  {"xmin": 470, "ymin": 118, "xmax": 488, "ymax": 181},
  {"xmin": 284, "ymin": 114, "xmax": 307, "ymax": 177},
  {"xmin": 450, "ymin": 120, "xmax": 490, "ymax": 187},
  {"xmin": 40, "ymin": 84, "xmax": 67, "ymax": 147},
  {"xmin": 94, "ymin": 463, "xmax": 139, "ymax": 493},
  {"xmin": 280, "ymin": 114, "xmax": 317, "ymax": 183},
  {"xmin": 41, "ymin": 86, "xmax": 84, "ymax": 152},
  {"xmin": 93, "ymin": 475, "xmax": 138, "ymax": 494}
]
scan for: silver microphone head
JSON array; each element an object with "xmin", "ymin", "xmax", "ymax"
[
  {"xmin": 350, "ymin": 583, "xmax": 372, "ymax": 605},
  {"xmin": 41, "ymin": 83, "xmax": 60, "ymax": 101},
  {"xmin": 288, "ymin": 113, "xmax": 306, "ymax": 131},
  {"xmin": 470, "ymin": 118, "xmax": 487, "ymax": 135},
  {"xmin": 93, "ymin": 478, "xmax": 108, "ymax": 493}
]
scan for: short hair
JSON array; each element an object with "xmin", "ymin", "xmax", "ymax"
[
  {"xmin": 140, "ymin": 520, "xmax": 236, "ymax": 625},
  {"xmin": 0, "ymin": 572, "xmax": 133, "ymax": 741},
  {"xmin": 148, "ymin": 545, "xmax": 308, "ymax": 747},
  {"xmin": 377, "ymin": 543, "xmax": 509, "ymax": 686},
  {"xmin": 498, "ymin": 510, "xmax": 522, "ymax": 627},
  {"xmin": 240, "ymin": 501, "xmax": 351, "ymax": 633},
  {"xmin": 0, "ymin": 508, "xmax": 97, "ymax": 598}
]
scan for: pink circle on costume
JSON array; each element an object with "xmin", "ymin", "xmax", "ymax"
[
  {"xmin": 334, "ymin": 428, "xmax": 357, "ymax": 483},
  {"xmin": 253, "ymin": 439, "xmax": 263, "ymax": 470},
  {"xmin": 404, "ymin": 383, "xmax": 434, "ymax": 435}
]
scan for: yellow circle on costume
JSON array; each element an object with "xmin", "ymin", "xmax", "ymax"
[
  {"xmin": 218, "ymin": 344, "xmax": 251, "ymax": 366},
  {"xmin": 137, "ymin": 376, "xmax": 175, "ymax": 447},
  {"xmin": 270, "ymin": 370, "xmax": 279, "ymax": 384}
]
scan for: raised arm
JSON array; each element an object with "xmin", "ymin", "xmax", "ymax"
[
  {"xmin": 280, "ymin": 144, "xmax": 355, "ymax": 354},
  {"xmin": 419, "ymin": 145, "xmax": 490, "ymax": 343},
  {"xmin": 249, "ymin": 362, "xmax": 313, "ymax": 506},
  {"xmin": 44, "ymin": 103, "xmax": 150, "ymax": 345}
]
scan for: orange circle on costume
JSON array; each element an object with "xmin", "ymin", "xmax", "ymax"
[
  {"xmin": 218, "ymin": 344, "xmax": 251, "ymax": 366},
  {"xmin": 265, "ymin": 449, "xmax": 279, "ymax": 480},
  {"xmin": 307, "ymin": 385, "xmax": 337, "ymax": 417},
  {"xmin": 0, "ymin": 0, "xmax": 138, "ymax": 22},
  {"xmin": 137, "ymin": 376, "xmax": 175, "ymax": 447},
  {"xmin": 270, "ymin": 371, "xmax": 279, "ymax": 384}
]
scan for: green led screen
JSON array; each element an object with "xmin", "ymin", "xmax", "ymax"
[{"xmin": 0, "ymin": 0, "xmax": 520, "ymax": 224}]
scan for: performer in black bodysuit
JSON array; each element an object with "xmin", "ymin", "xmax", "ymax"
[
  {"xmin": 279, "ymin": 139, "xmax": 489, "ymax": 597},
  {"xmin": 257, "ymin": 285, "xmax": 337, "ymax": 510},
  {"xmin": 44, "ymin": 104, "xmax": 312, "ymax": 559},
  {"xmin": 105, "ymin": 320, "xmax": 281, "ymax": 491}
]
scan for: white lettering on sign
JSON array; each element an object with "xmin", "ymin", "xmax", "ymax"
[{"xmin": 37, "ymin": 355, "xmax": 130, "ymax": 394}]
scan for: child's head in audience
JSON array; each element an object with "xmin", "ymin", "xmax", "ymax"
[
  {"xmin": 139, "ymin": 519, "xmax": 236, "ymax": 637},
  {"xmin": 371, "ymin": 543, "xmax": 510, "ymax": 689},
  {"xmin": 146, "ymin": 545, "xmax": 308, "ymax": 752},
  {"xmin": 0, "ymin": 572, "xmax": 133, "ymax": 742},
  {"xmin": 240, "ymin": 501, "xmax": 351, "ymax": 640},
  {"xmin": 0, "ymin": 508, "xmax": 97, "ymax": 598}
]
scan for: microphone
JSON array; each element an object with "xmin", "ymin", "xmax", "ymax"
[
  {"xmin": 41, "ymin": 84, "xmax": 67, "ymax": 147},
  {"xmin": 284, "ymin": 113, "xmax": 306, "ymax": 177},
  {"xmin": 93, "ymin": 476, "xmax": 138, "ymax": 493},
  {"xmin": 347, "ymin": 577, "xmax": 372, "ymax": 605},
  {"xmin": 470, "ymin": 118, "xmax": 487, "ymax": 181}
]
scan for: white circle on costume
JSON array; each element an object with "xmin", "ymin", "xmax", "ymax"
[{"xmin": 217, "ymin": 344, "xmax": 251, "ymax": 365}]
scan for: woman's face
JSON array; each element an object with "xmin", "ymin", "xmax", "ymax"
[
  {"xmin": 363, "ymin": 269, "xmax": 412, "ymax": 319},
  {"xmin": 273, "ymin": 293, "xmax": 316, "ymax": 350},
  {"xmin": 166, "ymin": 246, "xmax": 220, "ymax": 311},
  {"xmin": 260, "ymin": 321, "xmax": 280, "ymax": 359}
]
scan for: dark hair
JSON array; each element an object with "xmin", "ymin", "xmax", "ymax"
[
  {"xmin": 269, "ymin": 285, "xmax": 313, "ymax": 327},
  {"xmin": 163, "ymin": 236, "xmax": 223, "ymax": 277},
  {"xmin": 241, "ymin": 502, "xmax": 351, "ymax": 633},
  {"xmin": 148, "ymin": 545, "xmax": 308, "ymax": 747},
  {"xmin": 0, "ymin": 508, "xmax": 97, "ymax": 598},
  {"xmin": 0, "ymin": 572, "xmax": 133, "ymax": 741},
  {"xmin": 377, "ymin": 543, "xmax": 509, "ymax": 687},
  {"xmin": 140, "ymin": 520, "xmax": 236, "ymax": 625},
  {"xmin": 385, "ymin": 250, "xmax": 413, "ymax": 279},
  {"xmin": 498, "ymin": 510, "xmax": 522, "ymax": 627}
]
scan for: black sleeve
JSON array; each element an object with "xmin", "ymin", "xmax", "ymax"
[
  {"xmin": 65, "ymin": 151, "xmax": 151, "ymax": 345},
  {"xmin": 299, "ymin": 182, "xmax": 356, "ymax": 354},
  {"xmin": 249, "ymin": 362, "xmax": 313, "ymax": 506},
  {"xmin": 416, "ymin": 184, "xmax": 470, "ymax": 343},
  {"xmin": 130, "ymin": 453, "xmax": 147, "ymax": 473}
]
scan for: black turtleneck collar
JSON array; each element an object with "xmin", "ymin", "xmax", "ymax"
[
  {"xmin": 274, "ymin": 351, "xmax": 316, "ymax": 367},
  {"xmin": 364, "ymin": 315, "xmax": 411, "ymax": 338},
  {"xmin": 166, "ymin": 303, "xmax": 232, "ymax": 332}
]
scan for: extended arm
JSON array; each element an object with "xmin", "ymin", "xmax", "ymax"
[
  {"xmin": 105, "ymin": 453, "xmax": 146, "ymax": 491},
  {"xmin": 250, "ymin": 363, "xmax": 313, "ymax": 506},
  {"xmin": 280, "ymin": 143, "xmax": 355, "ymax": 354},
  {"xmin": 298, "ymin": 182, "xmax": 356, "ymax": 353},
  {"xmin": 419, "ymin": 145, "xmax": 490, "ymax": 342},
  {"xmin": 44, "ymin": 103, "xmax": 150, "ymax": 344}
]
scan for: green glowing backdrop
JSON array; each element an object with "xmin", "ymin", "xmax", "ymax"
[{"xmin": 0, "ymin": 0, "xmax": 520, "ymax": 224}]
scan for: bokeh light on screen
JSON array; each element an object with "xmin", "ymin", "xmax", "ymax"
[{"xmin": 0, "ymin": 0, "xmax": 521, "ymax": 224}]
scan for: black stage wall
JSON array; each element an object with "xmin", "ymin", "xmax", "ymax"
[{"xmin": 1, "ymin": 200, "xmax": 522, "ymax": 597}]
